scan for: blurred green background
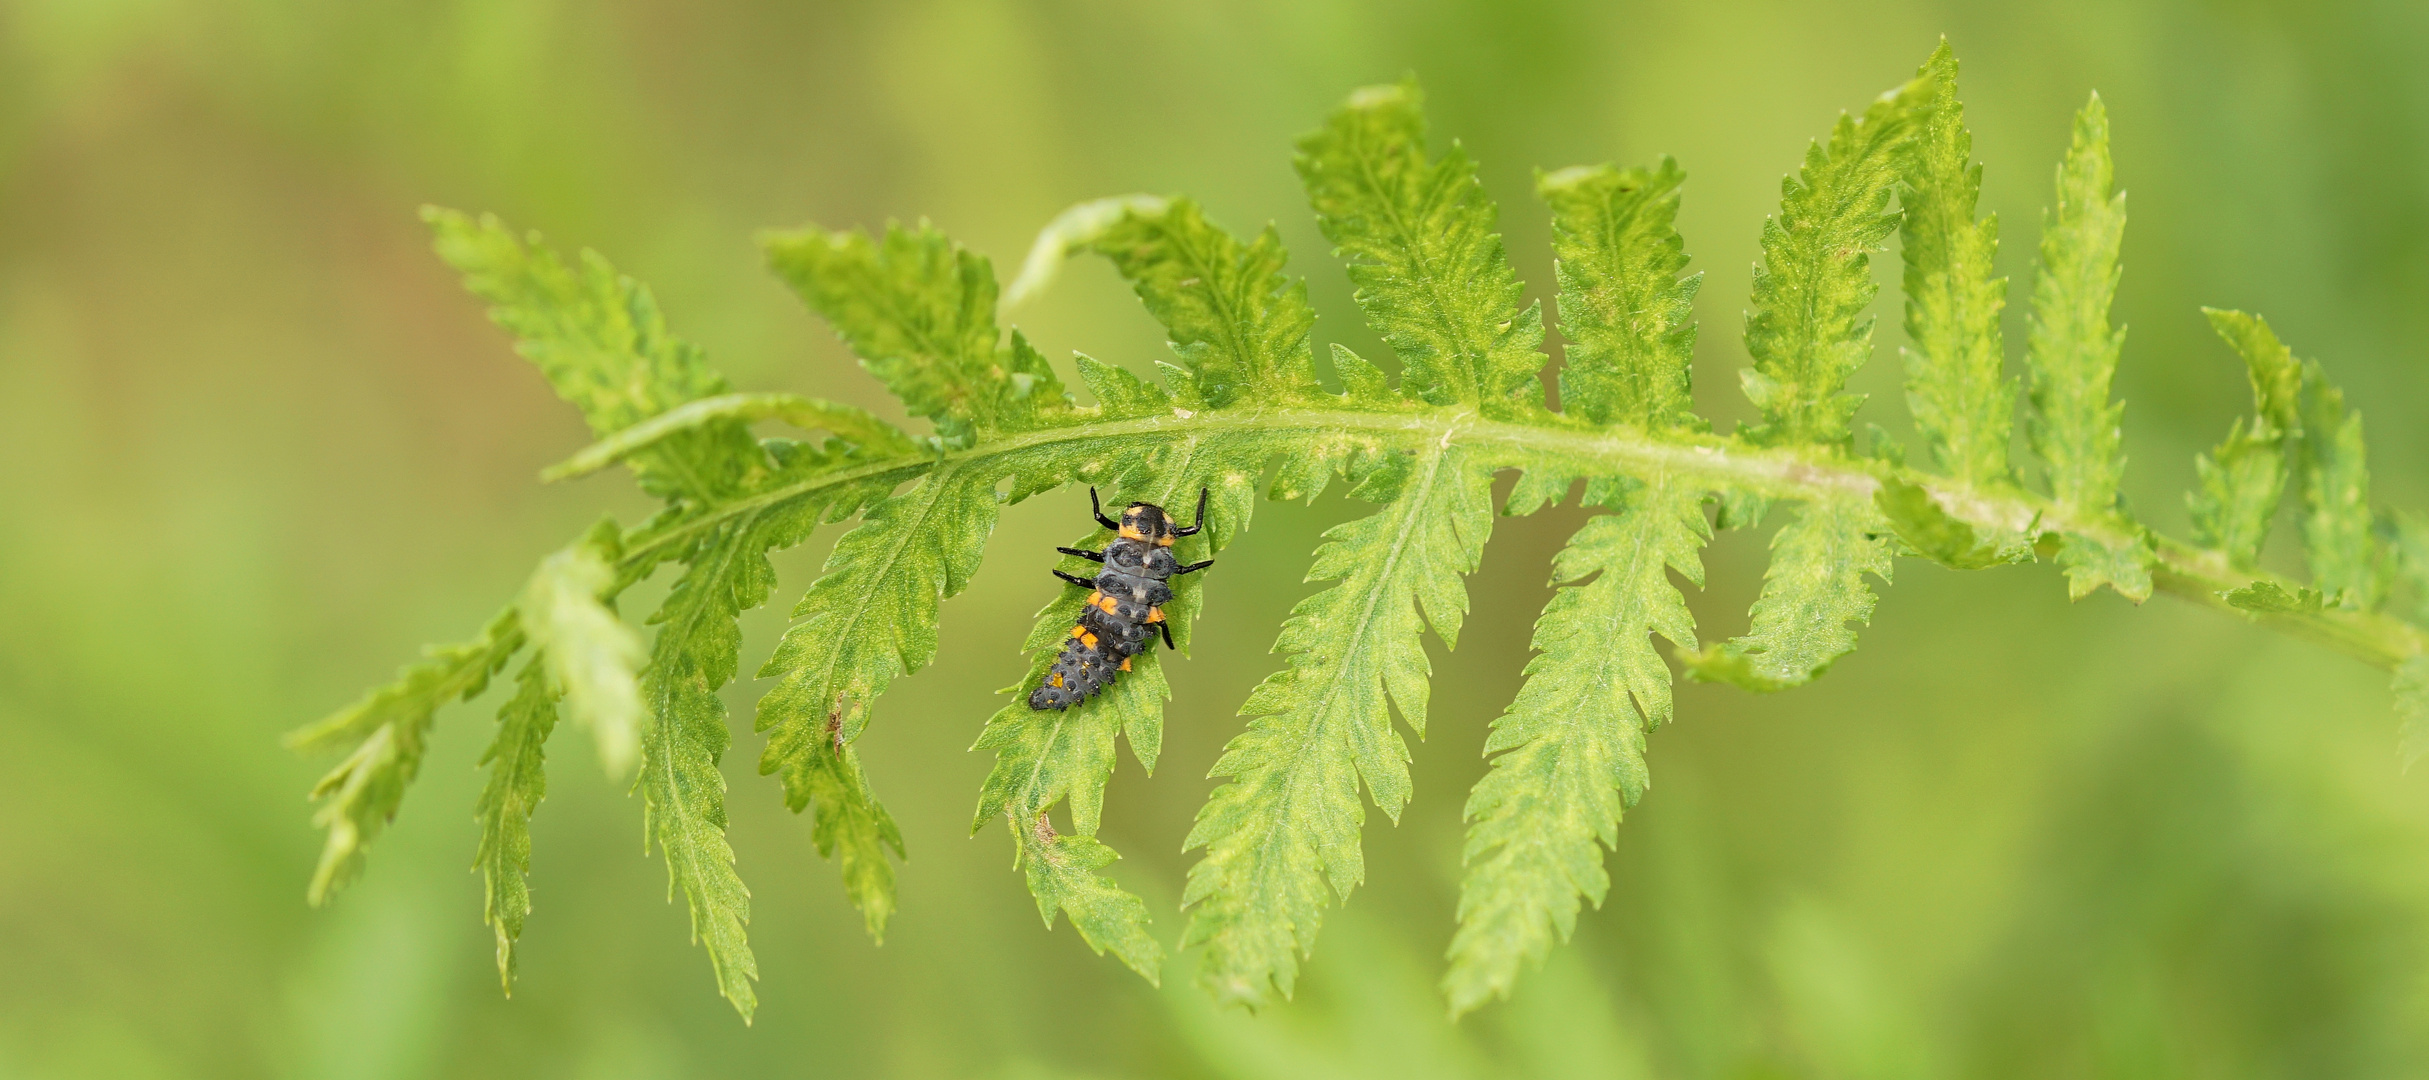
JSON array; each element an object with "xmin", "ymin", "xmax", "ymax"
[{"xmin": 6, "ymin": 0, "xmax": 2429, "ymax": 1076}]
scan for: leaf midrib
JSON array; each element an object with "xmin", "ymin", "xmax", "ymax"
[
  {"xmin": 598, "ymin": 400, "xmax": 2420, "ymax": 672},
  {"xmin": 775, "ymin": 463, "xmax": 962, "ymax": 754},
  {"xmin": 1233, "ymin": 437, "xmax": 1452, "ymax": 940},
  {"xmin": 641, "ymin": 507, "xmax": 759, "ymax": 998}
]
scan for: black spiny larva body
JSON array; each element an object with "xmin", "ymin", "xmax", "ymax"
[{"xmin": 1029, "ymin": 488, "xmax": 1214, "ymax": 711}]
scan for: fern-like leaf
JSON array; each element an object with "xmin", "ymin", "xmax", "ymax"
[
  {"xmin": 752, "ymin": 469, "xmax": 990, "ymax": 934},
  {"xmin": 764, "ymin": 221, "xmax": 1069, "ymax": 444},
  {"xmin": 2025, "ymin": 94, "xmax": 2151, "ymax": 600},
  {"xmin": 1445, "ymin": 474, "xmax": 1705, "ymax": 1014},
  {"xmin": 1691, "ymin": 499, "xmax": 1896, "ymax": 690},
  {"xmin": 1082, "ymin": 198, "xmax": 1327, "ymax": 408},
  {"xmin": 520, "ymin": 521, "xmax": 646, "ymax": 776},
  {"xmin": 1899, "ymin": 42, "xmax": 2013, "ymax": 485},
  {"xmin": 1691, "ymin": 78, "xmax": 1923, "ymax": 687},
  {"xmin": 2298, "ymin": 364, "xmax": 2380, "ymax": 609},
  {"xmin": 966, "ymin": 473, "xmax": 1223, "ymax": 981},
  {"xmin": 475, "ymin": 660, "xmax": 557, "ymax": 991},
  {"xmin": 1296, "ymin": 81, "xmax": 1548, "ymax": 416},
  {"xmin": 2398, "ymin": 655, "xmax": 2429, "ymax": 768},
  {"xmin": 427, "ymin": 211, "xmax": 893, "ymax": 1018},
  {"xmin": 293, "ymin": 608, "xmax": 522, "ymax": 904},
  {"xmin": 1537, "ymin": 159, "xmax": 1700, "ymax": 430},
  {"xmin": 2189, "ymin": 309, "xmax": 2304, "ymax": 570},
  {"xmin": 1184, "ymin": 444, "xmax": 1495, "ymax": 1007},
  {"xmin": 1738, "ymin": 76, "xmax": 1931, "ymax": 449},
  {"xmin": 294, "ymin": 52, "xmax": 2429, "ymax": 1025}
]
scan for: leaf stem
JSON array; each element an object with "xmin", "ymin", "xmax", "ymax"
[{"xmin": 606, "ymin": 400, "xmax": 2427, "ymax": 672}]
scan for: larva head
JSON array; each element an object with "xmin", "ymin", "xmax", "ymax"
[{"xmin": 1119, "ymin": 502, "xmax": 1177, "ymax": 546}]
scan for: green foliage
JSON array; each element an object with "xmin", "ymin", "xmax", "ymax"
[
  {"xmin": 1874, "ymin": 478, "xmax": 2031, "ymax": 571},
  {"xmin": 520, "ymin": 520, "xmax": 646, "ymax": 777},
  {"xmin": 2399, "ymin": 655, "xmax": 2429, "ymax": 768},
  {"xmin": 1185, "ymin": 444, "xmax": 1495, "ymax": 1007},
  {"xmin": 1537, "ymin": 158, "xmax": 1700, "ymax": 430},
  {"xmin": 474, "ymin": 661, "xmax": 556, "ymax": 991},
  {"xmin": 1899, "ymin": 43, "xmax": 2012, "ymax": 486},
  {"xmin": 2189, "ymin": 309, "xmax": 2304, "ymax": 570},
  {"xmin": 968, "ymin": 469, "xmax": 1230, "ymax": 983},
  {"xmin": 2025, "ymin": 94, "xmax": 2151, "ymax": 602},
  {"xmin": 292, "ymin": 47, "xmax": 2429, "ymax": 1023},
  {"xmin": 1445, "ymin": 474, "xmax": 1705, "ymax": 1015},
  {"xmin": 1296, "ymin": 81, "xmax": 1547, "ymax": 417},
  {"xmin": 290, "ymin": 605, "xmax": 522, "ymax": 905},
  {"xmin": 1688, "ymin": 499, "xmax": 1896, "ymax": 690},
  {"xmin": 2300, "ymin": 363, "xmax": 2381, "ymax": 609},
  {"xmin": 1081, "ymin": 197, "xmax": 1325, "ymax": 408},
  {"xmin": 1737, "ymin": 75, "xmax": 1930, "ymax": 450},
  {"xmin": 764, "ymin": 221, "xmax": 1070, "ymax": 444}
]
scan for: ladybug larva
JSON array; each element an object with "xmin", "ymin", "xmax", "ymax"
[{"xmin": 1029, "ymin": 487, "xmax": 1214, "ymax": 711}]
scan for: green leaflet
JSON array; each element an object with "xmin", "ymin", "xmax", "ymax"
[
  {"xmin": 2026, "ymin": 94, "xmax": 2148, "ymax": 600},
  {"xmin": 1182, "ymin": 89, "xmax": 1553, "ymax": 1000},
  {"xmin": 640, "ymin": 497, "xmax": 828, "ymax": 1021},
  {"xmin": 1687, "ymin": 498, "xmax": 1895, "ymax": 690},
  {"xmin": 763, "ymin": 221, "xmax": 1070, "ymax": 443},
  {"xmin": 1704, "ymin": 66, "xmax": 1924, "ymax": 686},
  {"xmin": 754, "ymin": 467, "xmax": 992, "ymax": 935},
  {"xmin": 519, "ymin": 521, "xmax": 645, "ymax": 777},
  {"xmin": 425, "ymin": 208, "xmax": 761, "ymax": 505},
  {"xmin": 976, "ymin": 621, "xmax": 1171, "ymax": 981},
  {"xmin": 1184, "ymin": 444, "xmax": 1494, "ymax": 1007},
  {"xmin": 2056, "ymin": 533, "xmax": 2153, "ymax": 603},
  {"xmin": 1082, "ymin": 198, "xmax": 1327, "ymax": 408},
  {"xmin": 2190, "ymin": 431, "xmax": 2289, "ymax": 573},
  {"xmin": 2398, "ymin": 655, "xmax": 2429, "ymax": 768},
  {"xmin": 2027, "ymin": 95, "xmax": 2129, "ymax": 510},
  {"xmin": 2212, "ymin": 309, "xmax": 2306, "ymax": 436},
  {"xmin": 2222, "ymin": 580, "xmax": 2323, "ymax": 615},
  {"xmin": 474, "ymin": 661, "xmax": 557, "ymax": 991},
  {"xmin": 1739, "ymin": 76, "xmax": 1932, "ymax": 449},
  {"xmin": 1538, "ymin": 158, "xmax": 1702, "ymax": 430},
  {"xmin": 2189, "ymin": 309, "xmax": 2304, "ymax": 569},
  {"xmin": 1446, "ymin": 473, "xmax": 1706, "ymax": 1016},
  {"xmin": 1020, "ymin": 830, "xmax": 1164, "ymax": 981},
  {"xmin": 2391, "ymin": 512, "xmax": 2429, "ymax": 622},
  {"xmin": 1899, "ymin": 43, "xmax": 2013, "ymax": 485},
  {"xmin": 292, "ymin": 606, "xmax": 523, "ymax": 904},
  {"xmin": 1298, "ymin": 81, "xmax": 1548, "ymax": 416},
  {"xmin": 968, "ymin": 470, "xmax": 1235, "ymax": 983},
  {"xmin": 1874, "ymin": 478, "xmax": 2031, "ymax": 570},
  {"xmin": 2299, "ymin": 364, "xmax": 2380, "ymax": 609}
]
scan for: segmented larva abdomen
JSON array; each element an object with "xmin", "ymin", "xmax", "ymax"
[{"xmin": 1028, "ymin": 630, "xmax": 1122, "ymax": 710}]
